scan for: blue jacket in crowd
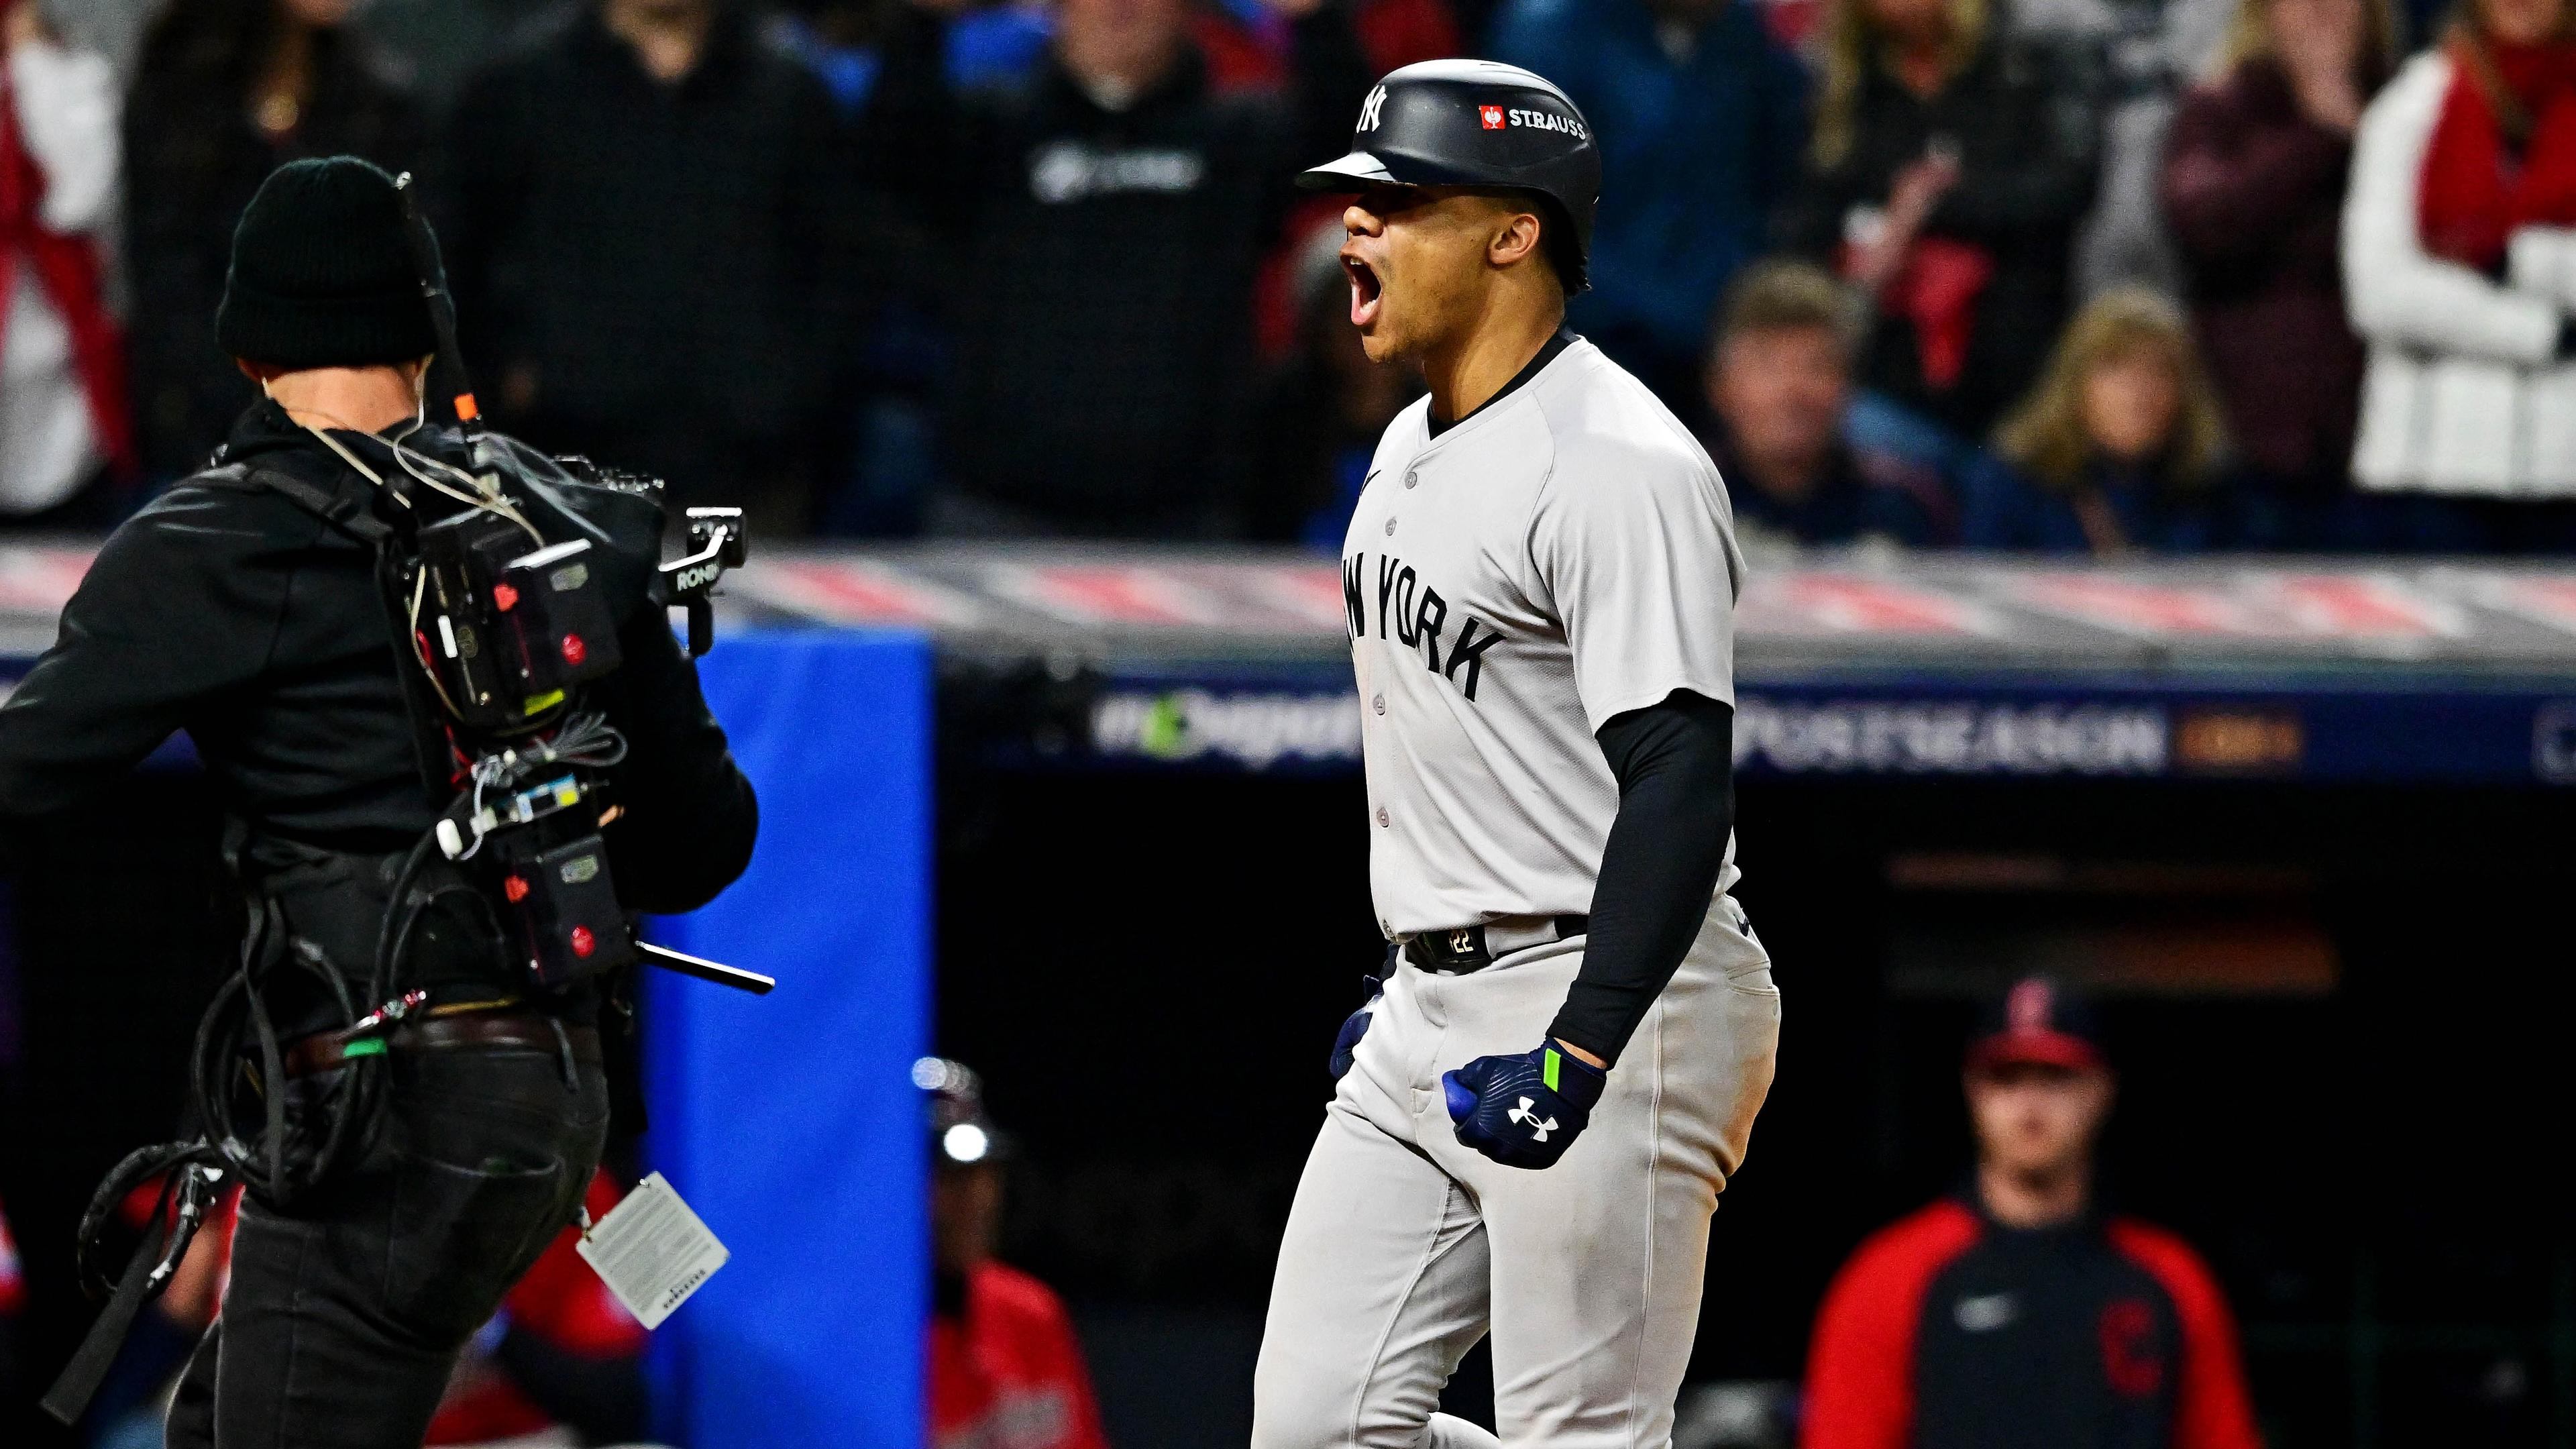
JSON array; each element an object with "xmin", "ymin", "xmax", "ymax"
[
  {"xmin": 1489, "ymin": 0, "xmax": 1807, "ymax": 380},
  {"xmin": 1960, "ymin": 455, "xmax": 2227, "ymax": 554}
]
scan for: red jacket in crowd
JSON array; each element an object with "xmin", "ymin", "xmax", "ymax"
[
  {"xmin": 931, "ymin": 1262, "xmax": 1110, "ymax": 1449},
  {"xmin": 2416, "ymin": 34, "xmax": 2576, "ymax": 272},
  {"xmin": 1801, "ymin": 1198, "xmax": 2262, "ymax": 1449}
]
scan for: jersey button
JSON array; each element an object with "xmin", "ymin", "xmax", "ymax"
[
  {"xmin": 1372, "ymin": 693, "xmax": 1385, "ymax": 715},
  {"xmin": 1375, "ymin": 806, "xmax": 1390, "ymax": 828},
  {"xmin": 1403, "ymin": 470, "xmax": 1419, "ymax": 489},
  {"xmin": 1383, "ymin": 517, "xmax": 1397, "ymax": 535}
]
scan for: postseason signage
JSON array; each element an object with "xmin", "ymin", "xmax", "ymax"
[
  {"xmin": 1079, "ymin": 677, "xmax": 2576, "ymax": 785},
  {"xmin": 1726, "ymin": 682, "xmax": 2576, "ymax": 784},
  {"xmin": 879, "ymin": 548, "xmax": 2576, "ymax": 786}
]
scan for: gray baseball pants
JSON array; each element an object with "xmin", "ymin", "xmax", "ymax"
[{"xmin": 1252, "ymin": 896, "xmax": 1780, "ymax": 1449}]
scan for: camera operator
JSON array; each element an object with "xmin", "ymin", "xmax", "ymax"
[{"xmin": 0, "ymin": 155, "xmax": 757, "ymax": 1448}]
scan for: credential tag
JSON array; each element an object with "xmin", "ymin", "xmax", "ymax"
[{"xmin": 575, "ymin": 1171, "xmax": 730, "ymax": 1330}]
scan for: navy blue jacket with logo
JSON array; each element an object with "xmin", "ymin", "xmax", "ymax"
[{"xmin": 1801, "ymin": 1197, "xmax": 2262, "ymax": 1449}]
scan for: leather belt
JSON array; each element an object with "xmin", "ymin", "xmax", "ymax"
[
  {"xmin": 284, "ymin": 1011, "xmax": 600, "ymax": 1079},
  {"xmin": 1402, "ymin": 914, "xmax": 1589, "ymax": 975}
]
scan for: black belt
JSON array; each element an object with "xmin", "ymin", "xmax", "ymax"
[
  {"xmin": 284, "ymin": 1008, "xmax": 600, "ymax": 1079},
  {"xmin": 1401, "ymin": 914, "xmax": 1589, "ymax": 974}
]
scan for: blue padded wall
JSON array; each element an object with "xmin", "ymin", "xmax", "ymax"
[{"xmin": 641, "ymin": 629, "xmax": 932, "ymax": 1448}]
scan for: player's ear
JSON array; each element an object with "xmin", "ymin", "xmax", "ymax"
[{"xmin": 1487, "ymin": 205, "xmax": 1545, "ymax": 272}]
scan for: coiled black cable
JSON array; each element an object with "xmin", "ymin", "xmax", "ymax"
[
  {"xmin": 71, "ymin": 712, "xmax": 625, "ymax": 1303},
  {"xmin": 196, "ymin": 898, "xmax": 372, "ymax": 1208},
  {"xmin": 71, "ymin": 896, "xmax": 377, "ymax": 1303}
]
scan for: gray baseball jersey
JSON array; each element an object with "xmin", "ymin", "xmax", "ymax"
[
  {"xmin": 1258, "ymin": 335, "xmax": 1781, "ymax": 1448},
  {"xmin": 1338, "ymin": 334, "xmax": 1747, "ymax": 938}
]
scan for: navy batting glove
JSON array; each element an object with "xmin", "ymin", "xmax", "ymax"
[
  {"xmin": 1328, "ymin": 969, "xmax": 1387, "ymax": 1081},
  {"xmin": 1442, "ymin": 1042, "xmax": 1607, "ymax": 1169}
]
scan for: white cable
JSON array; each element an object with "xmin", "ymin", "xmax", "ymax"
[
  {"xmin": 301, "ymin": 424, "xmax": 394, "ymax": 492},
  {"xmin": 293, "ymin": 413, "xmax": 542, "ymax": 547},
  {"xmin": 384, "ymin": 417, "xmax": 544, "ymax": 546}
]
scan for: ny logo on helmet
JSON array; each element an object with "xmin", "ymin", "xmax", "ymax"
[
  {"xmin": 1357, "ymin": 86, "xmax": 1388, "ymax": 132},
  {"xmin": 1480, "ymin": 105, "xmax": 1505, "ymax": 129}
]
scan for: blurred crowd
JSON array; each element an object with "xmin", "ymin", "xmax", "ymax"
[{"xmin": 14, "ymin": 0, "xmax": 2576, "ymax": 553}]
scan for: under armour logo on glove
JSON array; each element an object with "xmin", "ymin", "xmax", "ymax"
[
  {"xmin": 1505, "ymin": 1097, "xmax": 1556, "ymax": 1139},
  {"xmin": 1443, "ymin": 1043, "xmax": 1606, "ymax": 1169}
]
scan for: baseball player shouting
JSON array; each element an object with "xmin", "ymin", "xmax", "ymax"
[{"xmin": 1251, "ymin": 60, "xmax": 1782, "ymax": 1449}]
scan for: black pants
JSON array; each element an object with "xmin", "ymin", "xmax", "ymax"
[{"xmin": 165, "ymin": 1044, "xmax": 609, "ymax": 1448}]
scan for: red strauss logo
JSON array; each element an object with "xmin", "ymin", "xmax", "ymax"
[{"xmin": 1480, "ymin": 105, "xmax": 1505, "ymax": 129}]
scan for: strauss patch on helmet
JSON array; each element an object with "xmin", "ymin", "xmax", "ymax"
[{"xmin": 1507, "ymin": 108, "xmax": 1588, "ymax": 140}]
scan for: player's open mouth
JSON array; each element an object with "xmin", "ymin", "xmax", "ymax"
[{"xmin": 1346, "ymin": 255, "xmax": 1384, "ymax": 328}]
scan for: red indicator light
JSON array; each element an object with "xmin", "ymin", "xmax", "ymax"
[
  {"xmin": 561, "ymin": 633, "xmax": 587, "ymax": 665},
  {"xmin": 570, "ymin": 926, "xmax": 596, "ymax": 957},
  {"xmin": 503, "ymin": 875, "xmax": 531, "ymax": 903},
  {"xmin": 492, "ymin": 582, "xmax": 519, "ymax": 612}
]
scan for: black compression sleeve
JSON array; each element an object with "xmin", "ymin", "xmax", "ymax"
[{"xmin": 1546, "ymin": 690, "xmax": 1736, "ymax": 1067}]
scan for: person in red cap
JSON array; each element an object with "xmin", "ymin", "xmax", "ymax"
[
  {"xmin": 1800, "ymin": 975, "xmax": 2263, "ymax": 1449},
  {"xmin": 920, "ymin": 1057, "xmax": 1110, "ymax": 1449}
]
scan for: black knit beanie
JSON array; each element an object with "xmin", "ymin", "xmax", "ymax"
[{"xmin": 216, "ymin": 156, "xmax": 441, "ymax": 369}]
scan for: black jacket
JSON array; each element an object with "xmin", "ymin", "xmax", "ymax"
[
  {"xmin": 934, "ymin": 51, "xmax": 1298, "ymax": 533},
  {"xmin": 437, "ymin": 7, "xmax": 860, "ymax": 521},
  {"xmin": 0, "ymin": 403, "xmax": 758, "ymax": 925},
  {"xmin": 1704, "ymin": 426, "xmax": 1949, "ymax": 547}
]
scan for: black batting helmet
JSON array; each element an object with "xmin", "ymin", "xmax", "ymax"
[{"xmin": 1296, "ymin": 60, "xmax": 1602, "ymax": 294}]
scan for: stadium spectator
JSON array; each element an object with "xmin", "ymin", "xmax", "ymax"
[
  {"xmin": 1801, "ymin": 976, "xmax": 2263, "ymax": 1449},
  {"xmin": 2341, "ymin": 0, "xmax": 2576, "ymax": 549},
  {"xmin": 0, "ymin": 1, "xmax": 129, "ymax": 529},
  {"xmin": 40, "ymin": 0, "xmax": 156, "ymax": 76},
  {"xmin": 1486, "ymin": 0, "xmax": 1809, "ymax": 411},
  {"xmin": 767, "ymin": 0, "xmax": 975, "ymax": 536},
  {"xmin": 439, "ymin": 0, "xmax": 859, "ymax": 529},
  {"xmin": 2163, "ymin": 0, "xmax": 2395, "ymax": 549},
  {"xmin": 1189, "ymin": 0, "xmax": 1375, "ymax": 156},
  {"xmin": 1703, "ymin": 260, "xmax": 1947, "ymax": 546},
  {"xmin": 2013, "ymin": 0, "xmax": 2234, "ymax": 301},
  {"xmin": 1961, "ymin": 288, "xmax": 2239, "ymax": 554},
  {"xmin": 121, "ymin": 0, "xmax": 423, "ymax": 483},
  {"xmin": 1781, "ymin": 0, "xmax": 2104, "ymax": 443},
  {"xmin": 922, "ymin": 1058, "xmax": 1110, "ymax": 1449},
  {"xmin": 339, "ymin": 0, "xmax": 535, "ymax": 108},
  {"xmin": 920, "ymin": 0, "xmax": 1324, "ymax": 537},
  {"xmin": 769, "ymin": 0, "xmax": 980, "ymax": 122},
  {"xmin": 1254, "ymin": 220, "xmax": 1424, "ymax": 545}
]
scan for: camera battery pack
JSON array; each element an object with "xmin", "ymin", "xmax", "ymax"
[
  {"xmin": 488, "ymin": 831, "xmax": 637, "ymax": 989},
  {"xmin": 494, "ymin": 539, "xmax": 623, "ymax": 704},
  {"xmin": 417, "ymin": 511, "xmax": 622, "ymax": 728}
]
